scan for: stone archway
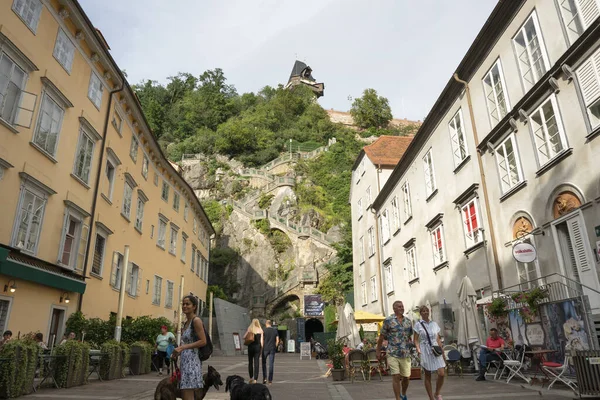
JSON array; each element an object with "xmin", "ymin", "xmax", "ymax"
[
  {"xmin": 268, "ymin": 294, "xmax": 301, "ymax": 318},
  {"xmin": 304, "ymin": 318, "xmax": 324, "ymax": 343}
]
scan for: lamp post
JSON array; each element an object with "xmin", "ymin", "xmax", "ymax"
[{"xmin": 114, "ymin": 245, "xmax": 130, "ymax": 342}]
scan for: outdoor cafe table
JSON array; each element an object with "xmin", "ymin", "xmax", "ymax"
[
  {"xmin": 525, "ymin": 349, "xmax": 556, "ymax": 385},
  {"xmin": 36, "ymin": 353, "xmax": 67, "ymax": 390}
]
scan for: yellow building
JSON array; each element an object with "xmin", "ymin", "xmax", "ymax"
[{"xmin": 0, "ymin": 0, "xmax": 214, "ymax": 345}]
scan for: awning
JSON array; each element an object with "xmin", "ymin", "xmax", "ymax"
[
  {"xmin": 0, "ymin": 246, "xmax": 86, "ymax": 294},
  {"xmin": 333, "ymin": 310, "xmax": 385, "ymax": 324}
]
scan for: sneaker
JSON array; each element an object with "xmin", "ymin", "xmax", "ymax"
[
  {"xmin": 263, "ymin": 379, "xmax": 267, "ymax": 384},
  {"xmin": 475, "ymin": 375, "xmax": 486, "ymax": 381},
  {"xmin": 400, "ymin": 395, "xmax": 408, "ymax": 400},
  {"xmin": 268, "ymin": 381, "xmax": 272, "ymax": 386}
]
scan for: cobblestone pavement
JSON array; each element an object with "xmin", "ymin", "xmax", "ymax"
[{"xmin": 27, "ymin": 354, "xmax": 579, "ymax": 399}]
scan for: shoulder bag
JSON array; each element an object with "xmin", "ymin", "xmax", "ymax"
[
  {"xmin": 243, "ymin": 330, "xmax": 255, "ymax": 346},
  {"xmin": 419, "ymin": 321, "xmax": 443, "ymax": 357}
]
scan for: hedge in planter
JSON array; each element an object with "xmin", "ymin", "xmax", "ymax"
[
  {"xmin": 53, "ymin": 340, "xmax": 90, "ymax": 388},
  {"xmin": 99, "ymin": 341, "xmax": 129, "ymax": 380},
  {"xmin": 130, "ymin": 342, "xmax": 153, "ymax": 375},
  {"xmin": 0, "ymin": 339, "xmax": 40, "ymax": 398}
]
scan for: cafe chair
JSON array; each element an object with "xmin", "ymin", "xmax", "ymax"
[
  {"xmin": 365, "ymin": 349, "xmax": 383, "ymax": 381},
  {"xmin": 503, "ymin": 345, "xmax": 531, "ymax": 384},
  {"xmin": 347, "ymin": 349, "xmax": 367, "ymax": 383},
  {"xmin": 542, "ymin": 352, "xmax": 577, "ymax": 392},
  {"xmin": 445, "ymin": 348, "xmax": 463, "ymax": 377}
]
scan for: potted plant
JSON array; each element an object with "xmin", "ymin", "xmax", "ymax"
[
  {"xmin": 409, "ymin": 346, "xmax": 421, "ymax": 380},
  {"xmin": 485, "ymin": 297, "xmax": 508, "ymax": 322},
  {"xmin": 327, "ymin": 338, "xmax": 346, "ymax": 381},
  {"xmin": 511, "ymin": 287, "xmax": 548, "ymax": 323}
]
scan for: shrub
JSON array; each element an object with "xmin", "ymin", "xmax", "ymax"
[
  {"xmin": 54, "ymin": 340, "xmax": 90, "ymax": 388},
  {"xmin": 0, "ymin": 338, "xmax": 40, "ymax": 397}
]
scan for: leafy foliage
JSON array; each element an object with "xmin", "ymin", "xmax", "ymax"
[
  {"xmin": 350, "ymin": 88, "xmax": 393, "ymax": 129},
  {"xmin": 0, "ymin": 338, "xmax": 40, "ymax": 397},
  {"xmin": 208, "ymin": 247, "xmax": 242, "ymax": 300},
  {"xmin": 54, "ymin": 340, "xmax": 90, "ymax": 388},
  {"xmin": 316, "ymin": 225, "xmax": 354, "ymax": 305},
  {"xmin": 258, "ymin": 193, "xmax": 275, "ymax": 209}
]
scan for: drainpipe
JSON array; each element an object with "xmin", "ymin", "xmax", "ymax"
[
  {"xmin": 375, "ymin": 165, "xmax": 387, "ymax": 316},
  {"xmin": 78, "ymin": 81, "xmax": 124, "ymax": 312},
  {"xmin": 453, "ymin": 74, "xmax": 503, "ymax": 290}
]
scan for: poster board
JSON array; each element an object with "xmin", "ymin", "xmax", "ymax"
[
  {"xmin": 287, "ymin": 339, "xmax": 295, "ymax": 353},
  {"xmin": 232, "ymin": 333, "xmax": 241, "ymax": 351},
  {"xmin": 300, "ymin": 341, "xmax": 311, "ymax": 360}
]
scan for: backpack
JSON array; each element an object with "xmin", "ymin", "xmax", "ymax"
[{"xmin": 192, "ymin": 317, "xmax": 213, "ymax": 361}]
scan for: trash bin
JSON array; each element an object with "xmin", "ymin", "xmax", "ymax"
[{"xmin": 573, "ymin": 350, "xmax": 600, "ymax": 395}]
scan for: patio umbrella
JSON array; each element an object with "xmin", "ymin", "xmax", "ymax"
[
  {"xmin": 335, "ymin": 303, "xmax": 361, "ymax": 347},
  {"xmin": 457, "ymin": 276, "xmax": 484, "ymax": 358},
  {"xmin": 335, "ymin": 305, "xmax": 349, "ymax": 342}
]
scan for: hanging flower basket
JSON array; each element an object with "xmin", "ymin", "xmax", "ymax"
[
  {"xmin": 510, "ymin": 287, "xmax": 548, "ymax": 323},
  {"xmin": 484, "ymin": 298, "xmax": 508, "ymax": 322}
]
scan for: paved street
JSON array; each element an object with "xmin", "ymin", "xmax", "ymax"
[{"xmin": 26, "ymin": 353, "xmax": 580, "ymax": 400}]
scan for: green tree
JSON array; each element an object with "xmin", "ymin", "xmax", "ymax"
[{"xmin": 350, "ymin": 88, "xmax": 393, "ymax": 129}]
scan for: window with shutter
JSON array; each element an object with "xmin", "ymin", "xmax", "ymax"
[
  {"xmin": 32, "ymin": 93, "xmax": 64, "ymax": 156},
  {"xmin": 87, "ymin": 72, "xmax": 103, "ymax": 109},
  {"xmin": 361, "ymin": 282, "xmax": 367, "ymax": 306},
  {"xmin": 512, "ymin": 11, "xmax": 549, "ymax": 90},
  {"xmin": 92, "ymin": 233, "xmax": 105, "ymax": 276},
  {"xmin": 483, "ymin": 60, "xmax": 510, "ymax": 126},
  {"xmin": 53, "ymin": 29, "xmax": 74, "ymax": 72},
  {"xmin": 385, "ymin": 263, "xmax": 394, "ymax": 294},
  {"xmin": 153, "ymin": 276, "xmax": 162, "ymax": 305},
  {"xmin": 126, "ymin": 263, "xmax": 139, "ymax": 297},
  {"xmin": 370, "ymin": 276, "xmax": 378, "ymax": 302},
  {"xmin": 12, "ymin": 185, "xmax": 47, "ymax": 254},
  {"xmin": 129, "ymin": 136, "xmax": 138, "ymax": 163},
  {"xmin": 495, "ymin": 133, "xmax": 523, "ymax": 193},
  {"xmin": 381, "ymin": 209, "xmax": 390, "ymax": 244},
  {"xmin": 423, "ymin": 149, "xmax": 436, "ymax": 197},
  {"xmin": 391, "ymin": 196, "xmax": 401, "ymax": 232},
  {"xmin": 449, "ymin": 110, "xmax": 469, "ymax": 166},
  {"xmin": 73, "ymin": 130, "xmax": 95, "ymax": 184},
  {"xmin": 122, "ymin": 182, "xmax": 133, "ymax": 218},
  {"xmin": 402, "ymin": 182, "xmax": 412, "ymax": 220},
  {"xmin": 166, "ymin": 281, "xmax": 174, "ymax": 308},
  {"xmin": 530, "ymin": 95, "xmax": 568, "ymax": 165},
  {"xmin": 191, "ymin": 246, "xmax": 196, "ymax": 271},
  {"xmin": 406, "ymin": 246, "xmax": 418, "ymax": 281},
  {"xmin": 461, "ymin": 199, "xmax": 482, "ymax": 248},
  {"xmin": 110, "ymin": 252, "xmax": 123, "ymax": 289},
  {"xmin": 367, "ymin": 227, "xmax": 375, "ymax": 256},
  {"xmin": 157, "ymin": 218, "xmax": 167, "ymax": 249},
  {"xmin": 558, "ymin": 0, "xmax": 600, "ymax": 44},
  {"xmin": 12, "ymin": 0, "xmax": 43, "ymax": 32},
  {"xmin": 431, "ymin": 225, "xmax": 445, "ymax": 266},
  {"xmin": 0, "ymin": 53, "xmax": 27, "ymax": 125},
  {"xmin": 576, "ymin": 47, "xmax": 600, "ymax": 130},
  {"xmin": 359, "ymin": 236, "xmax": 365, "ymax": 263}
]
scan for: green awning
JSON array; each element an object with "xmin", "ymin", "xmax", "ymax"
[{"xmin": 0, "ymin": 247, "xmax": 86, "ymax": 294}]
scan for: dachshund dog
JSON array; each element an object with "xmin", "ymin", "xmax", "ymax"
[
  {"xmin": 154, "ymin": 365, "xmax": 223, "ymax": 400},
  {"xmin": 225, "ymin": 375, "xmax": 272, "ymax": 400}
]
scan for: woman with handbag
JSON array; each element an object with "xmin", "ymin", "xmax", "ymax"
[
  {"xmin": 243, "ymin": 319, "xmax": 264, "ymax": 383},
  {"xmin": 413, "ymin": 305, "xmax": 446, "ymax": 400}
]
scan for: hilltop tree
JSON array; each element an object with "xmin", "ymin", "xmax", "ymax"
[{"xmin": 350, "ymin": 88, "xmax": 393, "ymax": 129}]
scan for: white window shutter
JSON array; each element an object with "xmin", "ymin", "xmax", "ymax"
[
  {"xmin": 76, "ymin": 223, "xmax": 89, "ymax": 272},
  {"xmin": 567, "ymin": 218, "xmax": 591, "ymax": 272},
  {"xmin": 578, "ymin": 0, "xmax": 600, "ymax": 28},
  {"xmin": 576, "ymin": 50, "xmax": 600, "ymax": 105},
  {"xmin": 137, "ymin": 268, "xmax": 142, "ymax": 297},
  {"xmin": 126, "ymin": 262, "xmax": 133, "ymax": 294},
  {"xmin": 57, "ymin": 212, "xmax": 69, "ymax": 264},
  {"xmin": 110, "ymin": 252, "xmax": 119, "ymax": 287}
]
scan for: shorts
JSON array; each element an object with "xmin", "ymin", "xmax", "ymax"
[{"xmin": 387, "ymin": 355, "xmax": 411, "ymax": 377}]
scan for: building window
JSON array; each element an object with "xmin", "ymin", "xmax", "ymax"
[
  {"xmin": 88, "ymin": 72, "xmax": 103, "ymax": 109},
  {"xmin": 157, "ymin": 217, "xmax": 167, "ymax": 249},
  {"xmin": 359, "ymin": 236, "xmax": 365, "ymax": 264},
  {"xmin": 169, "ymin": 225, "xmax": 178, "ymax": 255},
  {"xmin": 449, "ymin": 109, "xmax": 468, "ymax": 166},
  {"xmin": 367, "ymin": 227, "xmax": 375, "ymax": 256},
  {"xmin": 430, "ymin": 225, "xmax": 446, "ymax": 266},
  {"xmin": 91, "ymin": 232, "xmax": 106, "ymax": 277},
  {"xmin": 32, "ymin": 93, "xmax": 64, "ymax": 157},
  {"xmin": 129, "ymin": 136, "xmax": 138, "ymax": 163},
  {"xmin": 575, "ymin": 46, "xmax": 600, "ymax": 131},
  {"xmin": 423, "ymin": 149, "xmax": 436, "ymax": 197},
  {"xmin": 135, "ymin": 195, "xmax": 145, "ymax": 231},
  {"xmin": 402, "ymin": 182, "xmax": 412, "ymax": 220},
  {"xmin": 153, "ymin": 172, "xmax": 158, "ymax": 186},
  {"xmin": 357, "ymin": 198, "xmax": 363, "ymax": 219},
  {"xmin": 196, "ymin": 250, "xmax": 201, "ymax": 276},
  {"xmin": 193, "ymin": 218, "xmax": 198, "ymax": 235},
  {"xmin": 406, "ymin": 246, "xmax": 418, "ymax": 281},
  {"xmin": 191, "ymin": 246, "xmax": 196, "ymax": 272},
  {"xmin": 142, "ymin": 155, "xmax": 149, "ymax": 180},
  {"xmin": 461, "ymin": 198, "xmax": 482, "ymax": 248},
  {"xmin": 380, "ymin": 209, "xmax": 391, "ymax": 244},
  {"xmin": 366, "ymin": 186, "xmax": 372, "ymax": 206},
  {"xmin": 370, "ymin": 276, "xmax": 378, "ymax": 302},
  {"xmin": 204, "ymin": 258, "xmax": 209, "ymax": 281},
  {"xmin": 513, "ymin": 11, "xmax": 549, "ymax": 90},
  {"xmin": 105, "ymin": 159, "xmax": 116, "ymax": 200},
  {"xmin": 12, "ymin": 0, "xmax": 43, "ymax": 32},
  {"xmin": 126, "ymin": 263, "xmax": 140, "ymax": 297},
  {"xmin": 181, "ymin": 234, "xmax": 187, "ymax": 262},
  {"xmin": 483, "ymin": 59, "xmax": 510, "ymax": 126},
  {"xmin": 53, "ymin": 29, "xmax": 75, "ymax": 73},
  {"xmin": 73, "ymin": 130, "xmax": 95, "ymax": 184},
  {"xmin": 495, "ymin": 133, "xmax": 523, "ymax": 193},
  {"xmin": 184, "ymin": 203, "xmax": 189, "ymax": 221},
  {"xmin": 361, "ymin": 282, "xmax": 367, "ymax": 306},
  {"xmin": 153, "ymin": 276, "xmax": 162, "ymax": 305},
  {"xmin": 360, "ymin": 158, "xmax": 365, "ymax": 175},
  {"xmin": 530, "ymin": 95, "xmax": 567, "ymax": 166},
  {"xmin": 516, "ymin": 238, "xmax": 539, "ymax": 289},
  {"xmin": 391, "ymin": 196, "xmax": 401, "ymax": 232},
  {"xmin": 161, "ymin": 181, "xmax": 169, "ymax": 202},
  {"xmin": 110, "ymin": 252, "xmax": 123, "ymax": 289},
  {"xmin": 0, "ymin": 53, "xmax": 27, "ymax": 125},
  {"xmin": 111, "ymin": 110, "xmax": 122, "ymax": 134},
  {"xmin": 165, "ymin": 281, "xmax": 174, "ymax": 308},
  {"xmin": 12, "ymin": 183, "xmax": 48, "ymax": 254},
  {"xmin": 384, "ymin": 263, "xmax": 394, "ymax": 294},
  {"xmin": 58, "ymin": 209, "xmax": 86, "ymax": 268},
  {"xmin": 557, "ymin": 0, "xmax": 599, "ymax": 45},
  {"xmin": 173, "ymin": 192, "xmax": 180, "ymax": 212},
  {"xmin": 122, "ymin": 181, "xmax": 133, "ymax": 219}
]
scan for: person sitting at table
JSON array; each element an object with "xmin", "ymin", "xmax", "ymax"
[
  {"xmin": 476, "ymin": 328, "xmax": 505, "ymax": 381},
  {"xmin": 35, "ymin": 333, "xmax": 48, "ymax": 350},
  {"xmin": 356, "ymin": 338, "xmax": 368, "ymax": 351}
]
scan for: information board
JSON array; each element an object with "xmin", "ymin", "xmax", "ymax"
[
  {"xmin": 232, "ymin": 333, "xmax": 241, "ymax": 351},
  {"xmin": 287, "ymin": 339, "xmax": 295, "ymax": 353},
  {"xmin": 300, "ymin": 341, "xmax": 311, "ymax": 360}
]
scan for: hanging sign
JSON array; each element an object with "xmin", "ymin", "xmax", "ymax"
[{"xmin": 512, "ymin": 242, "xmax": 537, "ymax": 263}]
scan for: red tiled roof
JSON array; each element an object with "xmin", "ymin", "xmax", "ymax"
[{"xmin": 363, "ymin": 135, "xmax": 414, "ymax": 168}]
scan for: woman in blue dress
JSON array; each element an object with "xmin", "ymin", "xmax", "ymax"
[
  {"xmin": 171, "ymin": 295, "xmax": 207, "ymax": 400},
  {"xmin": 414, "ymin": 305, "xmax": 446, "ymax": 400}
]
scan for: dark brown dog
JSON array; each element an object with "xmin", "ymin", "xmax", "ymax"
[{"xmin": 154, "ymin": 365, "xmax": 222, "ymax": 400}]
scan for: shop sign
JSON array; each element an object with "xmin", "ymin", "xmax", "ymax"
[{"xmin": 512, "ymin": 241, "xmax": 537, "ymax": 263}]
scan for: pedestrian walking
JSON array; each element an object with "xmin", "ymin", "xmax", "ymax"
[
  {"xmin": 414, "ymin": 305, "xmax": 446, "ymax": 400},
  {"xmin": 170, "ymin": 295, "xmax": 207, "ymax": 400},
  {"xmin": 155, "ymin": 325, "xmax": 175, "ymax": 375},
  {"xmin": 377, "ymin": 300, "xmax": 413, "ymax": 400},
  {"xmin": 262, "ymin": 320, "xmax": 279, "ymax": 385},
  {"xmin": 243, "ymin": 318, "xmax": 263, "ymax": 384}
]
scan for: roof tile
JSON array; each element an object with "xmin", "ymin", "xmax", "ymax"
[{"xmin": 363, "ymin": 135, "xmax": 414, "ymax": 168}]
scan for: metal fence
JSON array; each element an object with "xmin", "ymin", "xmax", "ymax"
[{"xmin": 574, "ymin": 350, "xmax": 600, "ymax": 395}]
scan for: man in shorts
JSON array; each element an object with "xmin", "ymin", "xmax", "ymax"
[{"xmin": 377, "ymin": 301, "xmax": 413, "ymax": 400}]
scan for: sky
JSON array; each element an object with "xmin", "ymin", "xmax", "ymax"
[{"xmin": 79, "ymin": 0, "xmax": 497, "ymax": 122}]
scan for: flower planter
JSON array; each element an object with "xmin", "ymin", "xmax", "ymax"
[
  {"xmin": 410, "ymin": 367, "xmax": 422, "ymax": 380},
  {"xmin": 0, "ymin": 343, "xmax": 39, "ymax": 398},
  {"xmin": 130, "ymin": 343, "xmax": 152, "ymax": 375},
  {"xmin": 331, "ymin": 368, "xmax": 346, "ymax": 381}
]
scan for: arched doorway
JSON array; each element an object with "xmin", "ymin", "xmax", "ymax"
[{"xmin": 304, "ymin": 318, "xmax": 324, "ymax": 344}]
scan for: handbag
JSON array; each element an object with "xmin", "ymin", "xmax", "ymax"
[
  {"xmin": 420, "ymin": 321, "xmax": 443, "ymax": 357},
  {"xmin": 243, "ymin": 330, "xmax": 255, "ymax": 346}
]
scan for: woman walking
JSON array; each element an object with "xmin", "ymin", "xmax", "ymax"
[
  {"xmin": 155, "ymin": 325, "xmax": 175, "ymax": 375},
  {"xmin": 171, "ymin": 296, "xmax": 207, "ymax": 400},
  {"xmin": 244, "ymin": 319, "xmax": 264, "ymax": 383},
  {"xmin": 414, "ymin": 305, "xmax": 446, "ymax": 400}
]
